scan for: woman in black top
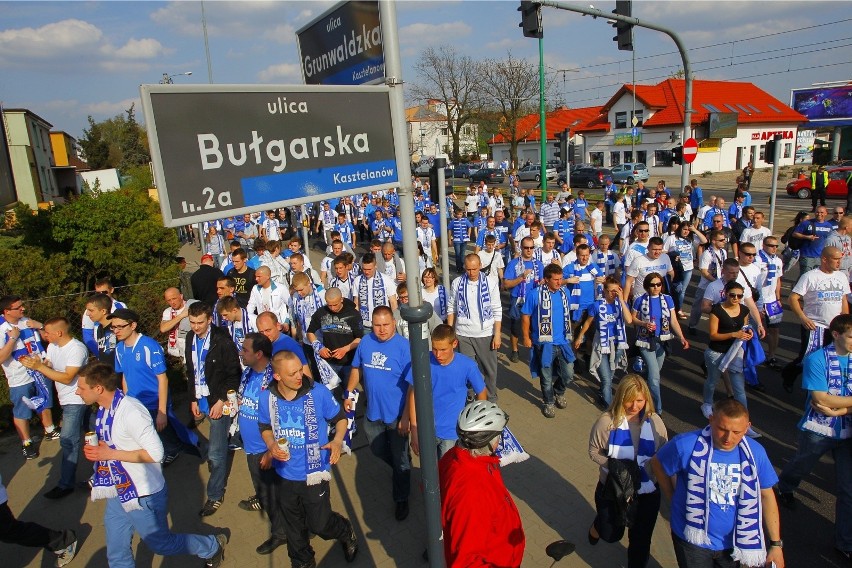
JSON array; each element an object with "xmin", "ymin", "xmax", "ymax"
[{"xmin": 702, "ymin": 281, "xmax": 758, "ymax": 436}]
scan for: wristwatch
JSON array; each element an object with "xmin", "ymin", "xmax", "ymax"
[{"xmin": 768, "ymin": 539, "xmax": 784, "ymax": 548}]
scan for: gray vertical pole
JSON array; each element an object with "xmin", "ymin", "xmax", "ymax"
[
  {"xmin": 435, "ymin": 158, "xmax": 451, "ymax": 292},
  {"xmin": 768, "ymin": 134, "xmax": 782, "ymax": 233},
  {"xmin": 378, "ymin": 3, "xmax": 444, "ymax": 567}
]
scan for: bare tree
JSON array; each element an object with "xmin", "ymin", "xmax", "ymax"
[
  {"xmin": 480, "ymin": 53, "xmax": 560, "ymax": 168},
  {"xmin": 410, "ymin": 45, "xmax": 483, "ymax": 163}
]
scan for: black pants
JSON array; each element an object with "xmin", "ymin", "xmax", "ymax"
[
  {"xmin": 593, "ymin": 482, "xmax": 661, "ymax": 568},
  {"xmin": 0, "ymin": 501, "xmax": 73, "ymax": 552},
  {"xmin": 278, "ymin": 478, "xmax": 351, "ymax": 566},
  {"xmin": 245, "ymin": 453, "xmax": 287, "ymax": 541},
  {"xmin": 812, "ymin": 188, "xmax": 827, "ymax": 211}
]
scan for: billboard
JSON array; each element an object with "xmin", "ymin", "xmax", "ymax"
[
  {"xmin": 296, "ymin": 1, "xmax": 384, "ymax": 86},
  {"xmin": 708, "ymin": 112, "xmax": 738, "ymax": 138},
  {"xmin": 791, "ymin": 86, "xmax": 852, "ymax": 122},
  {"xmin": 140, "ymin": 84, "xmax": 398, "ymax": 227}
]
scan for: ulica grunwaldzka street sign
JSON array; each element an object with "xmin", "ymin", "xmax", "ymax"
[{"xmin": 139, "ymin": 84, "xmax": 398, "ymax": 227}]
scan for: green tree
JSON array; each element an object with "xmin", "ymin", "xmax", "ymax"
[
  {"xmin": 78, "ymin": 105, "xmax": 150, "ymax": 171},
  {"xmin": 79, "ymin": 116, "xmax": 111, "ymax": 170},
  {"xmin": 119, "ymin": 104, "xmax": 151, "ymax": 171}
]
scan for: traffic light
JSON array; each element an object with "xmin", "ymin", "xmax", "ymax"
[
  {"xmin": 672, "ymin": 145, "xmax": 683, "ymax": 165},
  {"xmin": 518, "ymin": 1, "xmax": 543, "ymax": 39},
  {"xmin": 428, "ymin": 165, "xmax": 439, "ymax": 199},
  {"xmin": 553, "ymin": 129, "xmax": 569, "ymax": 163},
  {"xmin": 764, "ymin": 135, "xmax": 780, "ymax": 164},
  {"xmin": 612, "ymin": 0, "xmax": 633, "ymax": 51}
]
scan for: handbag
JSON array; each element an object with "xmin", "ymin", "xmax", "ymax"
[{"xmin": 602, "ymin": 457, "xmax": 642, "ymax": 528}]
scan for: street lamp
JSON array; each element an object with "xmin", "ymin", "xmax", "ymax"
[{"xmin": 159, "ymin": 71, "xmax": 193, "ymax": 84}]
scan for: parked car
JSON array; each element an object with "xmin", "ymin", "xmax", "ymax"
[
  {"xmin": 785, "ymin": 166, "xmax": 852, "ymax": 199},
  {"xmin": 517, "ymin": 164, "xmax": 558, "ymax": 182},
  {"xmin": 444, "ymin": 165, "xmax": 474, "ymax": 179},
  {"xmin": 609, "ymin": 163, "xmax": 650, "ymax": 184},
  {"xmin": 413, "ymin": 163, "xmax": 432, "ymax": 176},
  {"xmin": 470, "ymin": 168, "xmax": 505, "ymax": 183},
  {"xmin": 567, "ymin": 167, "xmax": 613, "ymax": 188}
]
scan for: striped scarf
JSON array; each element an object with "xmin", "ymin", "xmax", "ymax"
[
  {"xmin": 606, "ymin": 416, "xmax": 656, "ymax": 494},
  {"xmin": 635, "ymin": 293, "xmax": 674, "ymax": 349},
  {"xmin": 801, "ymin": 344, "xmax": 852, "ymax": 438},
  {"xmin": 358, "ymin": 274, "xmax": 386, "ymax": 326},
  {"xmin": 455, "ymin": 275, "xmax": 493, "ymax": 326},
  {"xmin": 567, "ymin": 262, "xmax": 601, "ymax": 313},
  {"xmin": 269, "ymin": 386, "xmax": 329, "ymax": 485},
  {"xmin": 225, "ymin": 308, "xmax": 252, "ymax": 352},
  {"xmin": 596, "ymin": 299, "xmax": 628, "ymax": 355},
  {"xmin": 684, "ymin": 427, "xmax": 766, "ymax": 567},
  {"xmin": 91, "ymin": 390, "xmax": 143, "ymax": 511},
  {"xmin": 536, "ymin": 286, "xmax": 571, "ymax": 343},
  {"xmin": 595, "ymin": 250, "xmax": 618, "ymax": 276}
]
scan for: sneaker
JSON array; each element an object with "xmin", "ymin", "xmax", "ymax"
[
  {"xmin": 205, "ymin": 534, "xmax": 227, "ymax": 568},
  {"xmin": 199, "ymin": 499, "xmax": 223, "ymax": 517},
  {"xmin": 228, "ymin": 443, "xmax": 243, "ymax": 451},
  {"xmin": 256, "ymin": 535, "xmax": 286, "ymax": 555},
  {"xmin": 776, "ymin": 488, "xmax": 796, "ymax": 510},
  {"xmin": 700, "ymin": 404, "xmax": 713, "ymax": 419},
  {"xmin": 44, "ymin": 428, "xmax": 61, "ymax": 441},
  {"xmin": 22, "ymin": 442, "xmax": 39, "ymax": 460},
  {"xmin": 746, "ymin": 426, "xmax": 762, "ymax": 438},
  {"xmin": 554, "ymin": 394, "xmax": 568, "ymax": 409},
  {"xmin": 509, "ymin": 351, "xmax": 520, "ymax": 363},
  {"xmin": 55, "ymin": 532, "xmax": 77, "ymax": 567},
  {"xmin": 238, "ymin": 495, "xmax": 263, "ymax": 511},
  {"xmin": 746, "ymin": 381, "xmax": 766, "ymax": 393},
  {"xmin": 542, "ymin": 404, "xmax": 556, "ymax": 419},
  {"xmin": 44, "ymin": 486, "xmax": 74, "ymax": 500},
  {"xmin": 766, "ymin": 358, "xmax": 783, "ymax": 371},
  {"xmin": 162, "ymin": 453, "xmax": 180, "ymax": 468},
  {"xmin": 339, "ymin": 523, "xmax": 358, "ymax": 562}
]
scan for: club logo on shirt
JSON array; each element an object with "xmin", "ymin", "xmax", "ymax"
[{"xmin": 369, "ymin": 351, "xmax": 389, "ymax": 369}]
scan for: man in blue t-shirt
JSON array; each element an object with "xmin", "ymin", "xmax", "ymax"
[
  {"xmin": 346, "ymin": 307, "xmax": 413, "ymax": 521},
  {"xmin": 448, "ymin": 209, "xmax": 473, "ymax": 274},
  {"xmin": 405, "ymin": 325, "xmax": 486, "ymax": 459},
  {"xmin": 504, "ymin": 238, "xmax": 545, "ymax": 362},
  {"xmin": 234, "ymin": 333, "xmax": 287, "ymax": 555},
  {"xmin": 650, "ymin": 399, "xmax": 784, "ymax": 568},
  {"xmin": 255, "ymin": 311, "xmax": 311, "ymax": 378},
  {"xmin": 793, "ymin": 206, "xmax": 833, "ymax": 273},
  {"xmin": 258, "ymin": 351, "xmax": 358, "ymax": 565},
  {"xmin": 776, "ymin": 314, "xmax": 852, "ymax": 555}
]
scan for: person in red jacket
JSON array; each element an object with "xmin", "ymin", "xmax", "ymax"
[{"xmin": 439, "ymin": 401, "xmax": 525, "ymax": 567}]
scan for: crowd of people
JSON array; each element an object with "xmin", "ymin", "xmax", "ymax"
[{"xmin": 2, "ymin": 171, "xmax": 852, "ymax": 567}]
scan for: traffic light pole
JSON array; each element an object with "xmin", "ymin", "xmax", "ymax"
[
  {"xmin": 539, "ymin": 35, "xmax": 548, "ymax": 199},
  {"xmin": 768, "ymin": 134, "xmax": 782, "ymax": 232},
  {"xmin": 538, "ymin": 1, "xmax": 693, "ymax": 191}
]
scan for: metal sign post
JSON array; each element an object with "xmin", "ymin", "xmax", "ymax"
[
  {"xmin": 379, "ymin": 2, "xmax": 443, "ymax": 566},
  {"xmin": 768, "ymin": 134, "xmax": 782, "ymax": 232},
  {"xmin": 435, "ymin": 157, "xmax": 451, "ymax": 292}
]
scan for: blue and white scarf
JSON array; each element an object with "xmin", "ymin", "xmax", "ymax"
[
  {"xmin": 596, "ymin": 299, "xmax": 629, "ymax": 355},
  {"xmin": 513, "ymin": 258, "xmax": 542, "ymax": 301},
  {"xmin": 192, "ymin": 332, "xmax": 211, "ymax": 409},
  {"xmin": 329, "ymin": 275, "xmax": 354, "ymax": 300},
  {"xmin": 358, "ymin": 274, "xmax": 387, "ymax": 326},
  {"xmin": 91, "ymin": 390, "xmax": 143, "ymax": 511},
  {"xmin": 343, "ymin": 389, "xmax": 359, "ymax": 453},
  {"xmin": 239, "ymin": 362, "xmax": 274, "ymax": 401},
  {"xmin": 225, "ymin": 308, "xmax": 252, "ymax": 353},
  {"xmin": 455, "ymin": 274, "xmax": 493, "ymax": 326},
  {"xmin": 684, "ymin": 426, "xmax": 766, "ymax": 567},
  {"xmin": 537, "ymin": 286, "xmax": 571, "ymax": 344},
  {"xmin": 437, "ymin": 285, "xmax": 448, "ymax": 320},
  {"xmin": 14, "ymin": 326, "xmax": 52, "ymax": 412},
  {"xmin": 269, "ymin": 386, "xmax": 329, "ymax": 485},
  {"xmin": 293, "ymin": 285, "xmax": 324, "ymax": 335},
  {"xmin": 801, "ymin": 344, "xmax": 852, "ymax": 437},
  {"xmin": 595, "ymin": 250, "xmax": 619, "ymax": 276},
  {"xmin": 312, "ymin": 347, "xmax": 341, "ymax": 390},
  {"xmin": 566, "ymin": 262, "xmax": 601, "ymax": 314},
  {"xmin": 495, "ymin": 426, "xmax": 529, "ymax": 466},
  {"xmin": 635, "ymin": 294, "xmax": 674, "ymax": 349},
  {"xmin": 805, "ymin": 326, "xmax": 827, "ymax": 358},
  {"xmin": 607, "ymin": 416, "xmax": 657, "ymax": 494}
]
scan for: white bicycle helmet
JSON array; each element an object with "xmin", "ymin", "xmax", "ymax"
[{"xmin": 456, "ymin": 400, "xmax": 508, "ymax": 449}]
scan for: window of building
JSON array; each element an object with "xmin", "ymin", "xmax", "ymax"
[
  {"xmin": 623, "ymin": 151, "xmax": 633, "ymax": 163},
  {"xmin": 589, "ymin": 152, "xmax": 604, "ymax": 167},
  {"xmin": 441, "ymin": 127, "xmax": 448, "ymax": 136},
  {"xmin": 783, "ymin": 143, "xmax": 792, "ymax": 159},
  {"xmin": 632, "ymin": 110, "xmax": 644, "ymax": 126},
  {"xmin": 614, "ymin": 112, "xmax": 628, "ymax": 129},
  {"xmin": 759, "ymin": 144, "xmax": 766, "ymax": 161},
  {"xmin": 654, "ymin": 150, "xmax": 673, "ymax": 168},
  {"xmin": 32, "ymin": 122, "xmax": 39, "ymax": 148},
  {"xmin": 610, "ymin": 151, "xmax": 621, "ymax": 167},
  {"xmin": 637, "ymin": 150, "xmax": 647, "ymax": 165}
]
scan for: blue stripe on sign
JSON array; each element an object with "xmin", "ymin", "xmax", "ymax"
[
  {"xmin": 241, "ymin": 159, "xmax": 399, "ymax": 206},
  {"xmin": 321, "ymin": 56, "xmax": 385, "ymax": 86}
]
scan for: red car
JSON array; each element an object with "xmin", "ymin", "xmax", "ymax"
[{"xmin": 786, "ymin": 166, "xmax": 852, "ymax": 199}]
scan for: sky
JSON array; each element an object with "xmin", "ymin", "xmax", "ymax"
[{"xmin": 1, "ymin": 0, "xmax": 850, "ymax": 139}]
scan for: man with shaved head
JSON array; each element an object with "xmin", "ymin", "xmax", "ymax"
[
  {"xmin": 255, "ymin": 311, "xmax": 312, "ymax": 379},
  {"xmin": 247, "ymin": 266, "xmax": 290, "ymax": 328},
  {"xmin": 160, "ymin": 287, "xmax": 197, "ymax": 365},
  {"xmin": 306, "ymin": 288, "xmax": 363, "ymax": 380}
]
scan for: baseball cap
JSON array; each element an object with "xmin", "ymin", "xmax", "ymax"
[{"xmin": 106, "ymin": 308, "xmax": 140, "ymax": 323}]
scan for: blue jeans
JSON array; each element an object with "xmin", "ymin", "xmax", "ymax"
[
  {"xmin": 673, "ymin": 269, "xmax": 693, "ymax": 312},
  {"xmin": 800, "ymin": 255, "xmax": 820, "ymax": 274},
  {"xmin": 58, "ymin": 404, "xmax": 87, "ymax": 489},
  {"xmin": 104, "ymin": 486, "xmax": 218, "ymax": 568},
  {"xmin": 206, "ymin": 414, "xmax": 232, "ymax": 502},
  {"xmin": 597, "ymin": 353, "xmax": 615, "ymax": 406},
  {"xmin": 639, "ymin": 344, "xmax": 666, "ymax": 414},
  {"xmin": 535, "ymin": 345, "xmax": 575, "ymax": 405},
  {"xmin": 452, "ymin": 241, "xmax": 466, "ymax": 272},
  {"xmin": 778, "ymin": 432, "xmax": 852, "ymax": 549},
  {"xmin": 703, "ymin": 349, "xmax": 747, "ymax": 408},
  {"xmin": 363, "ymin": 418, "xmax": 411, "ymax": 503},
  {"xmin": 671, "ymin": 533, "xmax": 736, "ymax": 568}
]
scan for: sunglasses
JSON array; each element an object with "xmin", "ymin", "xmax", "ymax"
[
  {"xmin": 648, "ymin": 282, "xmax": 663, "ymax": 288},
  {"xmin": 637, "ymin": 229, "xmax": 650, "ymax": 233},
  {"xmin": 523, "ymin": 246, "xmax": 535, "ymax": 250},
  {"xmin": 727, "ymin": 293, "xmax": 744, "ymax": 299},
  {"xmin": 741, "ymin": 252, "xmax": 756, "ymax": 257}
]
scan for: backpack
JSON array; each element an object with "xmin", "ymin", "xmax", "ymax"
[
  {"xmin": 786, "ymin": 219, "xmax": 814, "ymax": 251},
  {"xmin": 602, "ymin": 457, "xmax": 642, "ymax": 528}
]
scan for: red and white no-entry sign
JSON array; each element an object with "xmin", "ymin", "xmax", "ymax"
[{"xmin": 683, "ymin": 137, "xmax": 698, "ymax": 164}]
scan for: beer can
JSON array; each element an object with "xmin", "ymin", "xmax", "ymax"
[
  {"xmin": 277, "ymin": 437, "xmax": 289, "ymax": 453},
  {"xmin": 226, "ymin": 390, "xmax": 238, "ymax": 416},
  {"xmin": 85, "ymin": 432, "xmax": 98, "ymax": 447}
]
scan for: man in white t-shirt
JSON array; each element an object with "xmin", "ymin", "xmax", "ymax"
[
  {"xmin": 78, "ymin": 361, "xmax": 226, "ymax": 567},
  {"xmin": 353, "ymin": 253, "xmax": 398, "ymax": 329},
  {"xmin": 20, "ymin": 317, "xmax": 88, "ymax": 499},
  {"xmin": 825, "ymin": 216, "xmax": 852, "ymax": 281},
  {"xmin": 477, "ymin": 234, "xmax": 506, "ymax": 288},
  {"xmin": 624, "ymin": 237, "xmax": 674, "ymax": 302},
  {"xmin": 739, "ymin": 211, "xmax": 772, "ymax": 249},
  {"xmin": 247, "ymin": 266, "xmax": 290, "ymax": 325},
  {"xmin": 590, "ymin": 201, "xmax": 604, "ymax": 237},
  {"xmin": 160, "ymin": 287, "xmax": 197, "ymax": 364},
  {"xmin": 320, "ymin": 240, "xmax": 345, "ymax": 285},
  {"xmin": 0, "ymin": 295, "xmax": 57, "ymax": 460},
  {"xmin": 784, "ymin": 246, "xmax": 851, "ymax": 392},
  {"xmin": 755, "ymin": 235, "xmax": 784, "ymax": 368},
  {"xmin": 687, "ymin": 229, "xmax": 729, "ymax": 333}
]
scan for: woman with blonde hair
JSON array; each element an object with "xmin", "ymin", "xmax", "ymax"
[
  {"xmin": 587, "ymin": 374, "xmax": 668, "ymax": 568},
  {"xmin": 420, "ymin": 267, "xmax": 448, "ymax": 322}
]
